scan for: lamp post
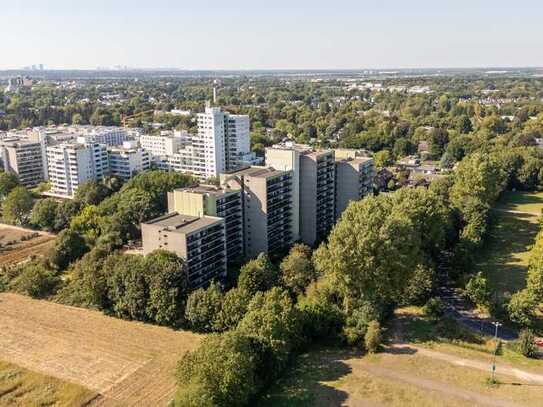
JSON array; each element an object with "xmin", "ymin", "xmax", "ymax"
[{"xmin": 491, "ymin": 321, "xmax": 502, "ymax": 382}]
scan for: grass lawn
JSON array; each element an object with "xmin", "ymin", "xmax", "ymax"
[
  {"xmin": 0, "ymin": 360, "xmax": 96, "ymax": 407},
  {"xmin": 476, "ymin": 191, "xmax": 543, "ymax": 296},
  {"xmin": 259, "ymin": 308, "xmax": 543, "ymax": 407},
  {"xmin": 495, "ymin": 190, "xmax": 543, "ymax": 214}
]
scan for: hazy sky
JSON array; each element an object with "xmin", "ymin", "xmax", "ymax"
[{"xmin": 2, "ymin": 0, "xmax": 542, "ymax": 70}]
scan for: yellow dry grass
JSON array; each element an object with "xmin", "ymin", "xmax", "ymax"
[
  {"xmin": 0, "ymin": 360, "xmax": 96, "ymax": 407},
  {"xmin": 0, "ymin": 293, "xmax": 202, "ymax": 406}
]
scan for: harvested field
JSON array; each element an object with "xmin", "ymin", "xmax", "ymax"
[
  {"xmin": 0, "ymin": 360, "xmax": 96, "ymax": 407},
  {"xmin": 0, "ymin": 224, "xmax": 55, "ymax": 266},
  {"xmin": 0, "ymin": 293, "xmax": 202, "ymax": 406}
]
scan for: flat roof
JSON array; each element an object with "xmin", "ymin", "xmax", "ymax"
[
  {"xmin": 175, "ymin": 184, "xmax": 240, "ymax": 197},
  {"xmin": 335, "ymin": 156, "xmax": 374, "ymax": 164},
  {"xmin": 143, "ymin": 212, "xmax": 222, "ymax": 234},
  {"xmin": 224, "ymin": 166, "xmax": 288, "ymax": 179}
]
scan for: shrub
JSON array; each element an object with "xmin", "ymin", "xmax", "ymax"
[
  {"xmin": 364, "ymin": 320, "xmax": 382, "ymax": 353},
  {"xmin": 465, "ymin": 272, "xmax": 491, "ymax": 307},
  {"xmin": 9, "ymin": 261, "xmax": 60, "ymax": 298},
  {"xmin": 423, "ymin": 297, "xmax": 445, "ymax": 320},
  {"xmin": 507, "ymin": 290, "xmax": 536, "ymax": 327},
  {"xmin": 516, "ymin": 329, "xmax": 537, "ymax": 358}
]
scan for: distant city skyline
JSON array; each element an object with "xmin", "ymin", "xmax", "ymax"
[{"xmin": 2, "ymin": 0, "xmax": 543, "ymax": 70}]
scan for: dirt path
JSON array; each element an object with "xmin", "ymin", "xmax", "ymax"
[
  {"xmin": 389, "ymin": 344, "xmax": 543, "ymax": 385},
  {"xmin": 347, "ymin": 359, "xmax": 524, "ymax": 407},
  {"xmin": 492, "ymin": 208, "xmax": 541, "ymax": 217}
]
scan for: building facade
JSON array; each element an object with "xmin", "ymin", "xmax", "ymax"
[
  {"xmin": 265, "ymin": 143, "xmax": 335, "ymax": 246},
  {"xmin": 141, "ymin": 212, "xmax": 227, "ymax": 289},
  {"xmin": 46, "ymin": 142, "xmax": 109, "ymax": 197},
  {"xmin": 108, "ymin": 141, "xmax": 150, "ymax": 180},
  {"xmin": 222, "ymin": 166, "xmax": 293, "ymax": 258},
  {"xmin": 0, "ymin": 138, "xmax": 45, "ymax": 187},
  {"xmin": 167, "ymin": 185, "xmax": 243, "ymax": 264},
  {"xmin": 335, "ymin": 156, "xmax": 375, "ymax": 219}
]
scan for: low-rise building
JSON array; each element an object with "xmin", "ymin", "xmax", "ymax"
[{"xmin": 141, "ymin": 212, "xmax": 226, "ymax": 289}]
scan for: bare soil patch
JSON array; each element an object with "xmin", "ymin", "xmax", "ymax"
[{"xmin": 0, "ymin": 225, "xmax": 55, "ymax": 266}]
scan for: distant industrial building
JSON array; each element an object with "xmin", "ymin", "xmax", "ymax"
[{"xmin": 141, "ymin": 212, "xmax": 226, "ymax": 289}]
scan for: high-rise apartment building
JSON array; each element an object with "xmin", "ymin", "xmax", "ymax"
[
  {"xmin": 141, "ymin": 212, "xmax": 226, "ymax": 289},
  {"xmin": 46, "ymin": 141, "xmax": 109, "ymax": 197},
  {"xmin": 222, "ymin": 166, "xmax": 293, "ymax": 258},
  {"xmin": 167, "ymin": 185, "xmax": 243, "ymax": 263},
  {"xmin": 265, "ymin": 143, "xmax": 335, "ymax": 246},
  {"xmin": 0, "ymin": 138, "xmax": 45, "ymax": 187},
  {"xmin": 335, "ymin": 156, "xmax": 375, "ymax": 219},
  {"xmin": 75, "ymin": 126, "xmax": 128, "ymax": 146},
  {"xmin": 192, "ymin": 107, "xmax": 252, "ymax": 179}
]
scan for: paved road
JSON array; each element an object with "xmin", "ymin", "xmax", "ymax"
[{"xmin": 438, "ymin": 285, "xmax": 518, "ymax": 341}]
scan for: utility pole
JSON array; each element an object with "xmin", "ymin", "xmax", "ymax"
[{"xmin": 491, "ymin": 321, "xmax": 502, "ymax": 382}]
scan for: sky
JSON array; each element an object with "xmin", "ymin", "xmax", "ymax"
[{"xmin": 2, "ymin": 0, "xmax": 543, "ymax": 70}]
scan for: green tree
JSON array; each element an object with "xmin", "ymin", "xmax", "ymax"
[
  {"xmin": 238, "ymin": 253, "xmax": 278, "ymax": 296},
  {"xmin": 184, "ymin": 282, "xmax": 223, "ymax": 332},
  {"xmin": 373, "ymin": 150, "xmax": 393, "ymax": 168},
  {"xmin": 49, "ymin": 229, "xmax": 89, "ymax": 270},
  {"xmin": 104, "ymin": 253, "xmax": 148, "ymax": 320},
  {"xmin": 517, "ymin": 329, "xmax": 537, "ymax": 358},
  {"xmin": 74, "ymin": 180, "xmax": 111, "ymax": 205},
  {"xmin": 145, "ymin": 250, "xmax": 187, "ymax": 326},
  {"xmin": 280, "ymin": 244, "xmax": 316, "ymax": 296},
  {"xmin": 238, "ymin": 288, "xmax": 301, "ymax": 376},
  {"xmin": 30, "ymin": 198, "xmax": 59, "ymax": 231},
  {"xmin": 175, "ymin": 331, "xmax": 259, "ymax": 407},
  {"xmin": 455, "ymin": 115, "xmax": 473, "ymax": 134},
  {"xmin": 9, "ymin": 260, "xmax": 60, "ymax": 298},
  {"xmin": 2, "ymin": 186, "xmax": 33, "ymax": 225},
  {"xmin": 465, "ymin": 272, "xmax": 490, "ymax": 307},
  {"xmin": 0, "ymin": 172, "xmax": 19, "ymax": 199},
  {"xmin": 214, "ymin": 287, "xmax": 251, "ymax": 332}
]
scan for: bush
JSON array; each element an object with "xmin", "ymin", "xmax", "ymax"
[
  {"xmin": 343, "ymin": 302, "xmax": 381, "ymax": 346},
  {"xmin": 465, "ymin": 272, "xmax": 491, "ymax": 307},
  {"xmin": 507, "ymin": 290, "xmax": 536, "ymax": 327},
  {"xmin": 364, "ymin": 320, "xmax": 382, "ymax": 353},
  {"xmin": 516, "ymin": 329, "xmax": 537, "ymax": 358},
  {"xmin": 9, "ymin": 261, "xmax": 60, "ymax": 298},
  {"xmin": 423, "ymin": 297, "xmax": 445, "ymax": 320}
]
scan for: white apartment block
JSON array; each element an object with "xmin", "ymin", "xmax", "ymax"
[
  {"xmin": 0, "ymin": 138, "xmax": 45, "ymax": 187},
  {"xmin": 140, "ymin": 131, "xmax": 188, "ymax": 158},
  {"xmin": 192, "ymin": 107, "xmax": 252, "ymax": 179},
  {"xmin": 75, "ymin": 126, "xmax": 128, "ymax": 146},
  {"xmin": 46, "ymin": 142, "xmax": 109, "ymax": 198},
  {"xmin": 108, "ymin": 141, "xmax": 151, "ymax": 180}
]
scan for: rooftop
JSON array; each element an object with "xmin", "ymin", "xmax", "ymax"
[
  {"xmin": 224, "ymin": 166, "xmax": 289, "ymax": 179},
  {"xmin": 143, "ymin": 212, "xmax": 223, "ymax": 234},
  {"xmin": 175, "ymin": 184, "xmax": 240, "ymax": 197}
]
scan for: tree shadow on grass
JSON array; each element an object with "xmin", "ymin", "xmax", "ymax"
[
  {"xmin": 477, "ymin": 212, "xmax": 540, "ymax": 295},
  {"xmin": 497, "ymin": 191, "xmax": 543, "ymax": 212},
  {"xmin": 258, "ymin": 348, "xmax": 354, "ymax": 407}
]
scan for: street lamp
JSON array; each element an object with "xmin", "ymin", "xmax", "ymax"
[{"xmin": 491, "ymin": 321, "xmax": 502, "ymax": 382}]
